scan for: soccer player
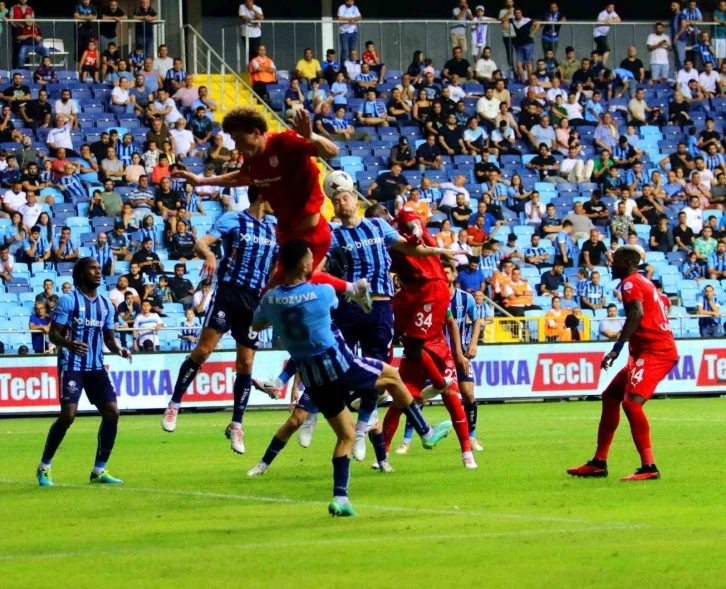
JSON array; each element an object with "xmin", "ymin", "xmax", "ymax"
[
  {"xmin": 36, "ymin": 258, "xmax": 132, "ymax": 487},
  {"xmin": 172, "ymin": 106, "xmax": 371, "ymax": 308},
  {"xmin": 250, "ymin": 240, "xmax": 453, "ymax": 516},
  {"xmin": 567, "ymin": 246, "xmax": 678, "ymax": 481},
  {"xmin": 161, "ymin": 187, "xmax": 277, "ymax": 454}
]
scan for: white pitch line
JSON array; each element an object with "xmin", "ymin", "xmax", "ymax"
[
  {"xmin": 0, "ymin": 479, "xmax": 640, "ymax": 526},
  {"xmin": 0, "ymin": 524, "xmax": 643, "ymax": 563}
]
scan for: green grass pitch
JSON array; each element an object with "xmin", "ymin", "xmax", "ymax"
[{"xmin": 1, "ymin": 398, "xmax": 725, "ymax": 588}]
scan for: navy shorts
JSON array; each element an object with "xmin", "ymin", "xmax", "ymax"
[
  {"xmin": 594, "ymin": 35, "xmax": 610, "ymax": 55},
  {"xmin": 203, "ymin": 283, "xmax": 260, "ymax": 349},
  {"xmin": 333, "ymin": 299, "xmax": 393, "ymax": 362},
  {"xmin": 59, "ymin": 369, "xmax": 117, "ymax": 407},
  {"xmin": 457, "ymin": 361, "xmax": 474, "ymax": 384}
]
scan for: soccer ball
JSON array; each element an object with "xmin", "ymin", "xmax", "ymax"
[{"xmin": 323, "ymin": 171, "xmax": 355, "ymax": 197}]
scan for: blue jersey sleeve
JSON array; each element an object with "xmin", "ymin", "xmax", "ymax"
[
  {"xmin": 208, "ymin": 211, "xmax": 239, "ymax": 240},
  {"xmin": 325, "ymin": 284, "xmax": 339, "ymax": 311},
  {"xmin": 103, "ymin": 297, "xmax": 115, "ymax": 330},
  {"xmin": 52, "ymin": 293, "xmax": 74, "ymax": 326},
  {"xmin": 464, "ymin": 292, "xmax": 477, "ymax": 322},
  {"xmin": 376, "ymin": 218, "xmax": 401, "ymax": 246}
]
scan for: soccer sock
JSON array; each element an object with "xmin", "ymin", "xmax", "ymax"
[
  {"xmin": 95, "ymin": 419, "xmax": 118, "ymax": 470},
  {"xmin": 595, "ymin": 392, "xmax": 622, "ymax": 462},
  {"xmin": 623, "ymin": 400, "xmax": 655, "ymax": 466},
  {"xmin": 310, "ymin": 272, "xmax": 349, "ymax": 296},
  {"xmin": 261, "ymin": 435, "xmax": 287, "ymax": 466},
  {"xmin": 332, "ymin": 455, "xmax": 351, "ymax": 500},
  {"xmin": 443, "ymin": 394, "xmax": 471, "ymax": 453},
  {"xmin": 420, "ymin": 349, "xmax": 447, "ymax": 390},
  {"xmin": 382, "ymin": 404, "xmax": 403, "ymax": 452},
  {"xmin": 354, "ymin": 397, "xmax": 376, "ymax": 439},
  {"xmin": 401, "ymin": 401, "xmax": 432, "ymax": 438},
  {"xmin": 41, "ymin": 418, "xmax": 70, "ymax": 467},
  {"xmin": 368, "ymin": 431, "xmax": 388, "ymax": 465},
  {"xmin": 464, "ymin": 402, "xmax": 478, "ymax": 438},
  {"xmin": 231, "ymin": 373, "xmax": 252, "ymax": 426},
  {"xmin": 276, "ymin": 359, "xmax": 297, "ymax": 385},
  {"xmin": 171, "ymin": 356, "xmax": 202, "ymax": 404},
  {"xmin": 402, "ymin": 419, "xmax": 414, "ymax": 442}
]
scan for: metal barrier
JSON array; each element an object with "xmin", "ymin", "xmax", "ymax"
[
  {"xmin": 214, "ymin": 18, "xmax": 723, "ymax": 77},
  {"xmin": 1, "ymin": 18, "xmax": 166, "ymax": 72}
]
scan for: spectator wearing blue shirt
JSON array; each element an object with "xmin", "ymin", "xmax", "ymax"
[
  {"xmin": 671, "ymin": 1, "xmax": 689, "ymax": 70},
  {"xmin": 73, "ymin": 0, "xmax": 98, "ymax": 60},
  {"xmin": 681, "ymin": 251, "xmax": 703, "ymax": 280},
  {"xmin": 456, "ymin": 257, "xmax": 487, "ymax": 293},
  {"xmin": 111, "ymin": 59, "xmax": 135, "ymax": 86},
  {"xmin": 697, "ymin": 285, "xmax": 721, "ymax": 338},
  {"xmin": 52, "ymin": 226, "xmax": 79, "ymax": 264},
  {"xmin": 584, "ymin": 91, "xmax": 604, "ymax": 124},
  {"xmin": 707, "ymin": 241, "xmax": 726, "ymax": 279},
  {"xmin": 21, "ymin": 225, "xmax": 51, "ymax": 266},
  {"xmin": 624, "ymin": 161, "xmax": 646, "ymax": 196},
  {"xmin": 190, "ymin": 86, "xmax": 217, "ymax": 120},
  {"xmin": 330, "ymin": 72, "xmax": 349, "ymax": 107},
  {"xmin": 579, "ymin": 270, "xmax": 606, "ymax": 311},
  {"xmin": 29, "ymin": 300, "xmax": 51, "ymax": 353},
  {"xmin": 321, "ymin": 49, "xmax": 345, "ymax": 86},
  {"xmin": 554, "ymin": 219, "xmax": 575, "ymax": 267},
  {"xmin": 354, "ymin": 62, "xmax": 378, "ymax": 97},
  {"xmin": 284, "ymin": 78, "xmax": 305, "ymax": 119},
  {"xmin": 687, "ymin": 31, "xmax": 716, "ymax": 68}
]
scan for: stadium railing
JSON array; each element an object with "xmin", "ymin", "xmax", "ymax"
[
  {"xmin": 1, "ymin": 18, "xmax": 166, "ymax": 72},
  {"xmin": 216, "ymin": 19, "xmax": 722, "ymax": 78},
  {"xmin": 181, "ymin": 24, "xmax": 370, "ymax": 206}
]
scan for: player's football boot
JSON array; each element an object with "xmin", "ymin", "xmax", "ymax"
[
  {"xmin": 395, "ymin": 440, "xmax": 411, "ymax": 454},
  {"xmin": 328, "ymin": 499, "xmax": 358, "ymax": 517},
  {"xmin": 353, "ymin": 435, "xmax": 367, "ymax": 461},
  {"xmin": 90, "ymin": 471, "xmax": 123, "ymax": 484},
  {"xmin": 252, "ymin": 377, "xmax": 284, "ymax": 399},
  {"xmin": 621, "ymin": 465, "xmax": 661, "ymax": 482},
  {"xmin": 247, "ymin": 462, "xmax": 268, "ymax": 477},
  {"xmin": 347, "ymin": 278, "xmax": 373, "ymax": 314},
  {"xmin": 567, "ymin": 459, "xmax": 609, "ymax": 478},
  {"xmin": 298, "ymin": 411, "xmax": 318, "ymax": 448},
  {"xmin": 470, "ymin": 437, "xmax": 484, "ymax": 452},
  {"xmin": 36, "ymin": 468, "xmax": 53, "ymax": 487},
  {"xmin": 420, "ymin": 377, "xmax": 456, "ymax": 401},
  {"xmin": 421, "ymin": 420, "xmax": 453, "ymax": 449},
  {"xmin": 225, "ymin": 425, "xmax": 245, "ymax": 454},
  {"xmin": 161, "ymin": 405, "xmax": 179, "ymax": 432},
  {"xmin": 462, "ymin": 453, "xmax": 478, "ymax": 470},
  {"xmin": 372, "ymin": 460, "xmax": 395, "ymax": 473}
]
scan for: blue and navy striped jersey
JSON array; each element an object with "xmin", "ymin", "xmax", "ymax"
[
  {"xmin": 580, "ymin": 281, "xmax": 605, "ymax": 306},
  {"xmin": 136, "ymin": 227, "xmax": 157, "ymax": 251},
  {"xmin": 170, "ymin": 176, "xmax": 186, "ymax": 193},
  {"xmin": 90, "ymin": 243, "xmax": 114, "ymax": 269},
  {"xmin": 53, "ymin": 235, "xmax": 77, "ymax": 257},
  {"xmin": 524, "ymin": 246, "xmax": 547, "ymax": 261},
  {"xmin": 185, "ymin": 190, "xmax": 200, "ymax": 213},
  {"xmin": 691, "ymin": 43, "xmax": 716, "ymax": 67},
  {"xmin": 480, "ymin": 250, "xmax": 500, "ymax": 270},
  {"xmin": 329, "ymin": 218, "xmax": 400, "ymax": 297},
  {"xmin": 59, "ymin": 173, "xmax": 87, "ymax": 201},
  {"xmin": 681, "ymin": 260, "xmax": 702, "ymax": 279},
  {"xmin": 698, "ymin": 295, "xmax": 719, "ymax": 327},
  {"xmin": 708, "ymin": 251, "xmax": 726, "ymax": 272},
  {"xmin": 447, "ymin": 288, "xmax": 477, "ymax": 349},
  {"xmin": 165, "ymin": 68, "xmax": 187, "ymax": 93},
  {"xmin": 179, "ymin": 318, "xmax": 199, "ymax": 351},
  {"xmin": 116, "ymin": 142, "xmax": 135, "ymax": 166},
  {"xmin": 208, "ymin": 211, "xmax": 278, "ymax": 294},
  {"xmin": 53, "ymin": 290, "xmax": 115, "ymax": 372},
  {"xmin": 332, "ymin": 117, "xmax": 349, "ymax": 131},
  {"xmin": 556, "ymin": 230, "xmax": 576, "ymax": 258},
  {"xmin": 706, "ymin": 152, "xmax": 725, "ymax": 172}
]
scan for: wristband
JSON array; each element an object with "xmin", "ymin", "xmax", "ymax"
[
  {"xmin": 309, "ymin": 132, "xmax": 321, "ymax": 143},
  {"xmin": 612, "ymin": 340, "xmax": 625, "ymax": 357}
]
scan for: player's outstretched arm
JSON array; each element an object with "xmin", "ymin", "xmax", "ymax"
[
  {"xmin": 172, "ymin": 169, "xmax": 250, "ymax": 188},
  {"xmin": 294, "ymin": 109, "xmax": 339, "ymax": 159},
  {"xmin": 391, "ymin": 235, "xmax": 455, "ymax": 261},
  {"xmin": 194, "ymin": 234, "xmax": 219, "ymax": 278}
]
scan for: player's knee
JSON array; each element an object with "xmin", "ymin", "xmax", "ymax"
[
  {"xmin": 102, "ymin": 405, "xmax": 120, "ymax": 423},
  {"xmin": 286, "ymin": 410, "xmax": 307, "ymax": 430},
  {"xmin": 235, "ymin": 356, "xmax": 253, "ymax": 374},
  {"xmin": 190, "ymin": 344, "xmax": 213, "ymax": 364}
]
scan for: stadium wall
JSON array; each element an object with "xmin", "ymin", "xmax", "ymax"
[{"xmin": 1, "ymin": 341, "xmax": 724, "ymax": 415}]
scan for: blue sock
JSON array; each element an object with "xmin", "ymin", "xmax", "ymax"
[
  {"xmin": 403, "ymin": 420, "xmax": 414, "ymax": 442},
  {"xmin": 332, "ymin": 456, "xmax": 351, "ymax": 498},
  {"xmin": 401, "ymin": 402, "xmax": 430, "ymax": 436},
  {"xmin": 261, "ymin": 435, "xmax": 287, "ymax": 466},
  {"xmin": 95, "ymin": 419, "xmax": 118, "ymax": 465},
  {"xmin": 368, "ymin": 431, "xmax": 388, "ymax": 464},
  {"xmin": 356, "ymin": 396, "xmax": 376, "ymax": 429},
  {"xmin": 232, "ymin": 373, "xmax": 252, "ymax": 424},
  {"xmin": 171, "ymin": 356, "xmax": 201, "ymax": 404},
  {"xmin": 464, "ymin": 402, "xmax": 477, "ymax": 437},
  {"xmin": 277, "ymin": 358, "xmax": 297, "ymax": 385},
  {"xmin": 41, "ymin": 418, "xmax": 70, "ymax": 465}
]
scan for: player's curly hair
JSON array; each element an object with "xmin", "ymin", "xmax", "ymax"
[
  {"xmin": 72, "ymin": 257, "xmax": 97, "ymax": 288},
  {"xmin": 615, "ymin": 245, "xmax": 642, "ymax": 268},
  {"xmin": 222, "ymin": 107, "xmax": 268, "ymax": 135}
]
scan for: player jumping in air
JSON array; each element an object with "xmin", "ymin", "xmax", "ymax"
[
  {"xmin": 568, "ymin": 246, "xmax": 678, "ymax": 481},
  {"xmin": 251, "ymin": 240, "xmax": 453, "ymax": 516},
  {"xmin": 172, "ymin": 107, "xmax": 371, "ymax": 308},
  {"xmin": 36, "ymin": 258, "xmax": 132, "ymax": 487},
  {"xmin": 161, "ymin": 187, "xmax": 278, "ymax": 454}
]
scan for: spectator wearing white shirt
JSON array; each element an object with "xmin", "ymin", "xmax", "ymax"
[
  {"xmin": 560, "ymin": 145, "xmax": 596, "ymax": 183},
  {"xmin": 447, "ymin": 74, "xmax": 467, "ymax": 102},
  {"xmin": 239, "ymin": 0, "xmax": 264, "ymax": 64},
  {"xmin": 151, "ymin": 88, "xmax": 183, "ymax": 125},
  {"xmin": 195, "ymin": 163, "xmax": 222, "ymax": 201},
  {"xmin": 646, "ymin": 22, "xmax": 671, "ymax": 83},
  {"xmin": 54, "ymin": 89, "xmax": 79, "ymax": 129},
  {"xmin": 18, "ymin": 191, "xmax": 41, "ymax": 228},
  {"xmin": 449, "ymin": 229, "xmax": 473, "ymax": 267},
  {"xmin": 133, "ymin": 299, "xmax": 164, "ymax": 351},
  {"xmin": 524, "ymin": 192, "xmax": 545, "ymax": 226},
  {"xmin": 169, "ymin": 118, "xmax": 195, "ymax": 158},
  {"xmin": 451, "ymin": 0, "xmax": 474, "ymax": 53},
  {"xmin": 109, "ymin": 76, "xmax": 135, "ymax": 114},
  {"xmin": 337, "ymin": 0, "xmax": 361, "ymax": 60},
  {"xmin": 436, "ymin": 175, "xmax": 470, "ymax": 212},
  {"xmin": 593, "ymin": 4, "xmax": 621, "ymax": 65},
  {"xmin": 109, "ymin": 276, "xmax": 139, "ymax": 308},
  {"xmin": 46, "ymin": 115, "xmax": 78, "ymax": 157},
  {"xmin": 344, "ymin": 48, "xmax": 362, "ymax": 79},
  {"xmin": 193, "ymin": 281, "xmax": 213, "ymax": 316},
  {"xmin": 152, "ymin": 44, "xmax": 174, "ymax": 80},
  {"xmin": 223, "ymin": 186, "xmax": 250, "ymax": 212},
  {"xmin": 476, "ymin": 86, "xmax": 500, "ymax": 130},
  {"xmin": 3, "ymin": 182, "xmax": 27, "ymax": 215},
  {"xmin": 699, "ymin": 62, "xmax": 719, "ymax": 96},
  {"xmin": 677, "ymin": 61, "xmax": 699, "ymax": 94},
  {"xmin": 546, "ymin": 77, "xmax": 567, "ymax": 104},
  {"xmin": 474, "ymin": 46, "xmax": 497, "ymax": 83},
  {"xmin": 217, "ymin": 131, "xmax": 236, "ymax": 151}
]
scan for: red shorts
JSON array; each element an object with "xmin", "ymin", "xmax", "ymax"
[
  {"xmin": 398, "ymin": 333, "xmax": 459, "ymax": 398},
  {"xmin": 604, "ymin": 354, "xmax": 678, "ymax": 401},
  {"xmin": 271, "ymin": 218, "xmax": 332, "ymax": 284},
  {"xmin": 393, "ymin": 279, "xmax": 450, "ymax": 342}
]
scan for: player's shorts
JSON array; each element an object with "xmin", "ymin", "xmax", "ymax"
[
  {"xmin": 203, "ymin": 283, "xmax": 260, "ymax": 349},
  {"xmin": 296, "ymin": 391, "xmax": 316, "ymax": 413},
  {"xmin": 333, "ymin": 299, "xmax": 394, "ymax": 362},
  {"xmin": 603, "ymin": 354, "xmax": 678, "ymax": 401},
  {"xmin": 457, "ymin": 361, "xmax": 474, "ymax": 384},
  {"xmin": 715, "ymin": 38, "xmax": 726, "ymax": 59},
  {"xmin": 59, "ymin": 369, "xmax": 117, "ymax": 407},
  {"xmin": 393, "ymin": 279, "xmax": 450, "ymax": 342},
  {"xmin": 271, "ymin": 217, "xmax": 332, "ymax": 287},
  {"xmin": 594, "ymin": 35, "xmax": 610, "ymax": 55},
  {"xmin": 398, "ymin": 333, "xmax": 460, "ymax": 398}
]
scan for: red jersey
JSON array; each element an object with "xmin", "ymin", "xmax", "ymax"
[
  {"xmin": 83, "ymin": 50, "xmax": 98, "ymax": 66},
  {"xmin": 239, "ymin": 130, "xmax": 324, "ymax": 233},
  {"xmin": 389, "ymin": 223, "xmax": 447, "ymax": 287},
  {"xmin": 621, "ymin": 272, "xmax": 678, "ymax": 360},
  {"xmin": 362, "ymin": 50, "xmax": 379, "ymax": 64}
]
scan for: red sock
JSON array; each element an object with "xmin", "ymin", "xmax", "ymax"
[
  {"xmin": 595, "ymin": 392, "xmax": 622, "ymax": 462},
  {"xmin": 310, "ymin": 272, "xmax": 348, "ymax": 296},
  {"xmin": 622, "ymin": 399, "xmax": 655, "ymax": 466},
  {"xmin": 382, "ymin": 405, "xmax": 402, "ymax": 453},
  {"xmin": 442, "ymin": 393, "xmax": 471, "ymax": 452},
  {"xmin": 420, "ymin": 349, "xmax": 447, "ymax": 390}
]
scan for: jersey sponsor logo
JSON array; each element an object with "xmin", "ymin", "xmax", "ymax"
[
  {"xmin": 253, "ymin": 176, "xmax": 282, "ymax": 187},
  {"xmin": 239, "ymin": 233, "xmax": 276, "ymax": 246},
  {"xmin": 74, "ymin": 316, "xmax": 105, "ymax": 327},
  {"xmin": 0, "ymin": 368, "xmax": 58, "ymax": 406},
  {"xmin": 532, "ymin": 352, "xmax": 603, "ymax": 392},
  {"xmin": 340, "ymin": 236, "xmax": 386, "ymax": 251},
  {"xmin": 697, "ymin": 349, "xmax": 726, "ymax": 386}
]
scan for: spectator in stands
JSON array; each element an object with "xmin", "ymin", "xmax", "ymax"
[
  {"xmin": 476, "ymin": 86, "xmax": 500, "ymax": 130},
  {"xmin": 356, "ymin": 89, "xmax": 389, "ymax": 128},
  {"xmin": 238, "ymin": 0, "xmax": 264, "ymax": 64},
  {"xmin": 0, "ymin": 105, "xmax": 20, "ymax": 144},
  {"xmin": 91, "ymin": 232, "xmax": 115, "ymax": 275},
  {"xmin": 111, "ymin": 59, "xmax": 135, "ymax": 87},
  {"xmin": 35, "ymin": 279, "xmax": 54, "ymax": 305},
  {"xmin": 168, "ymin": 221, "xmax": 196, "ymax": 264},
  {"xmin": 389, "ymin": 136, "xmax": 415, "ymax": 170},
  {"xmin": 100, "ymin": 181, "xmax": 122, "ymax": 218},
  {"xmin": 101, "ymin": 41, "xmax": 120, "ymax": 81},
  {"xmin": 506, "ymin": 7, "xmax": 539, "ymax": 83},
  {"xmin": 306, "ymin": 78, "xmax": 331, "ymax": 113},
  {"xmin": 526, "ymin": 143, "xmax": 559, "ymax": 182},
  {"xmin": 544, "ymin": 296, "xmax": 568, "ymax": 340},
  {"xmin": 646, "ymin": 22, "xmax": 670, "ymax": 84},
  {"xmin": 524, "ymin": 234, "xmax": 551, "ymax": 270},
  {"xmin": 132, "ymin": 235, "xmax": 164, "ymax": 276},
  {"xmin": 134, "ymin": 0, "xmax": 158, "ymax": 58},
  {"xmin": 523, "ymin": 191, "xmax": 545, "ymax": 226},
  {"xmin": 593, "ymin": 3, "xmax": 620, "ymax": 65},
  {"xmin": 698, "ymin": 288, "xmax": 722, "ymax": 338},
  {"xmin": 178, "ymin": 307, "xmax": 200, "ymax": 351},
  {"xmin": 343, "ymin": 48, "xmax": 361, "ymax": 81},
  {"xmin": 193, "ymin": 280, "xmax": 212, "ymax": 317},
  {"xmin": 2, "ymin": 73, "xmax": 31, "ymax": 117},
  {"xmin": 354, "ymin": 62, "xmax": 378, "ymax": 98},
  {"xmin": 0, "ymin": 244, "xmax": 13, "ymax": 283},
  {"xmin": 462, "ymin": 117, "xmax": 487, "ymax": 156},
  {"xmin": 170, "ymin": 118, "xmax": 196, "ymax": 160},
  {"xmin": 448, "ymin": 229, "xmax": 472, "ymax": 268},
  {"xmin": 100, "ymin": 147, "xmax": 124, "ymax": 185},
  {"xmin": 19, "ymin": 88, "xmax": 51, "ymax": 133},
  {"xmin": 166, "ymin": 262, "xmax": 194, "ymax": 307},
  {"xmin": 48, "ymin": 116, "xmax": 80, "ymax": 160},
  {"xmin": 145, "ymin": 117, "xmax": 173, "ymax": 153},
  {"xmin": 33, "ymin": 55, "xmax": 57, "ymax": 86},
  {"xmin": 502, "ymin": 267, "xmax": 541, "ymax": 316},
  {"xmin": 649, "ymin": 213, "xmax": 674, "ymax": 255},
  {"xmin": 330, "ymin": 72, "xmax": 349, "ymax": 109},
  {"xmin": 110, "ymin": 222, "xmax": 134, "ymax": 261},
  {"xmin": 362, "ymin": 40, "xmax": 386, "ymax": 84},
  {"xmin": 205, "ymin": 135, "xmax": 231, "ymax": 174},
  {"xmin": 694, "ymin": 225, "xmax": 717, "ymax": 263},
  {"xmin": 283, "ymin": 78, "xmax": 304, "ymax": 120},
  {"xmin": 457, "ymin": 257, "xmax": 486, "ymax": 293},
  {"xmin": 124, "ymin": 152, "xmax": 145, "ymax": 186},
  {"xmin": 249, "ymin": 44, "xmax": 276, "ymax": 101},
  {"xmin": 366, "ymin": 164, "xmax": 409, "ymax": 204},
  {"xmin": 598, "ymin": 303, "xmax": 624, "ymax": 340},
  {"xmin": 295, "ymin": 48, "xmax": 323, "ymax": 83},
  {"xmin": 165, "ymin": 58, "xmax": 187, "ymax": 95},
  {"xmin": 90, "ymin": 191, "xmax": 107, "ymax": 220},
  {"xmin": 124, "ymin": 261, "xmax": 145, "ymax": 293},
  {"xmin": 330, "ymin": 105, "xmax": 369, "ymax": 142},
  {"xmin": 151, "ymin": 88, "xmax": 183, "ymax": 126},
  {"xmin": 15, "ymin": 14, "xmax": 49, "ymax": 69},
  {"xmin": 538, "ymin": 260, "xmax": 564, "ymax": 296},
  {"xmin": 579, "ymin": 270, "xmax": 605, "ymax": 311},
  {"xmin": 190, "ymin": 86, "xmax": 217, "ymax": 119},
  {"xmin": 320, "ymin": 49, "xmax": 344, "ymax": 88},
  {"xmin": 18, "ymin": 190, "xmax": 41, "ymax": 228},
  {"xmin": 580, "ymin": 228, "xmax": 611, "ymax": 271},
  {"xmin": 21, "ymin": 224, "xmax": 50, "ymax": 265},
  {"xmin": 386, "ymin": 87, "xmax": 410, "ymax": 122},
  {"xmin": 99, "ymin": 0, "xmax": 125, "ymax": 50},
  {"xmin": 450, "ymin": 193, "xmax": 472, "ymax": 230},
  {"xmin": 411, "ymin": 89, "xmax": 433, "ymax": 130},
  {"xmin": 29, "ymin": 301, "xmax": 51, "ymax": 353},
  {"xmin": 107, "ymin": 76, "xmax": 134, "ymax": 114},
  {"xmin": 110, "ymin": 275, "xmax": 139, "ymax": 308},
  {"xmin": 127, "ymin": 175, "xmax": 154, "ymax": 219},
  {"xmin": 2, "ymin": 179, "xmax": 25, "ymax": 217},
  {"xmin": 627, "ymin": 88, "xmax": 651, "ymax": 128},
  {"xmin": 475, "ymin": 46, "xmax": 497, "ymax": 83},
  {"xmin": 443, "ymin": 46, "xmax": 473, "ymax": 82},
  {"xmin": 424, "ymin": 101, "xmax": 447, "ymax": 136},
  {"xmin": 154, "ymin": 176, "xmax": 180, "ymax": 230},
  {"xmin": 438, "ymin": 113, "xmax": 465, "ymax": 156},
  {"xmin": 337, "ymin": 0, "xmax": 361, "ymax": 59},
  {"xmin": 466, "ymin": 214, "xmax": 488, "ymax": 255},
  {"xmin": 116, "ymin": 290, "xmax": 139, "ymax": 348},
  {"xmin": 133, "ymin": 299, "xmax": 164, "ymax": 352}
]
